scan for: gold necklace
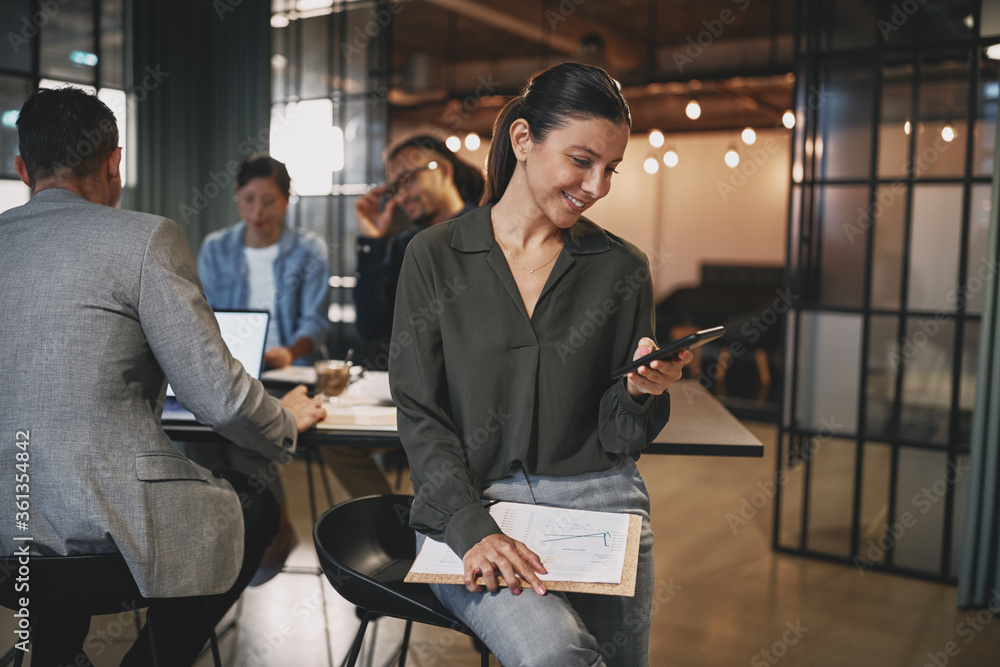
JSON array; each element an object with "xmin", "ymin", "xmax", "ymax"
[{"xmin": 491, "ymin": 217, "xmax": 563, "ymax": 274}]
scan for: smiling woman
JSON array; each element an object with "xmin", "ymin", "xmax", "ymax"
[{"xmin": 390, "ymin": 62, "xmax": 691, "ymax": 667}]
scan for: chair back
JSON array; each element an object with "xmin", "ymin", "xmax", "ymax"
[{"xmin": 313, "ymin": 494, "xmax": 468, "ymax": 632}]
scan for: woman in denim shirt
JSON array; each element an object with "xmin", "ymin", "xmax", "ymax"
[{"xmin": 192, "ymin": 154, "xmax": 329, "ymax": 583}]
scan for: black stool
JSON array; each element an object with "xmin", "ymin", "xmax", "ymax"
[
  {"xmin": 314, "ymin": 495, "xmax": 490, "ymax": 667},
  {"xmin": 0, "ymin": 552, "xmax": 221, "ymax": 667}
]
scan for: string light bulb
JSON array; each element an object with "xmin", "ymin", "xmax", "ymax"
[
  {"xmin": 724, "ymin": 147, "xmax": 740, "ymax": 168},
  {"xmin": 663, "ymin": 150, "xmax": 679, "ymax": 168},
  {"xmin": 741, "ymin": 127, "xmax": 756, "ymax": 145},
  {"xmin": 941, "ymin": 122, "xmax": 956, "ymax": 142},
  {"xmin": 464, "ymin": 132, "xmax": 481, "ymax": 151},
  {"xmin": 648, "ymin": 129, "xmax": 664, "ymax": 148},
  {"xmin": 685, "ymin": 100, "xmax": 702, "ymax": 120},
  {"xmin": 445, "ymin": 135, "xmax": 461, "ymax": 152},
  {"xmin": 782, "ymin": 110, "xmax": 795, "ymax": 129},
  {"xmin": 643, "ymin": 156, "xmax": 660, "ymax": 174}
]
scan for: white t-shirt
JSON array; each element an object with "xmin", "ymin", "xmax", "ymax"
[{"xmin": 244, "ymin": 244, "xmax": 282, "ymax": 352}]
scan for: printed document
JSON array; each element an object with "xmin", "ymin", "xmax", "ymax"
[{"xmin": 410, "ymin": 502, "xmax": 632, "ymax": 584}]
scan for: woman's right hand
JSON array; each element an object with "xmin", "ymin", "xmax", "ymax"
[
  {"xmin": 355, "ymin": 184, "xmax": 396, "ymax": 238},
  {"xmin": 462, "ymin": 533, "xmax": 548, "ymax": 596}
]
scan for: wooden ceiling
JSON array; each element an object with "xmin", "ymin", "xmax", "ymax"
[{"xmin": 389, "ymin": 0, "xmax": 797, "ymax": 135}]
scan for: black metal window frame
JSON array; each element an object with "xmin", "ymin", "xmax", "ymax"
[{"xmin": 776, "ymin": 0, "xmax": 999, "ymax": 583}]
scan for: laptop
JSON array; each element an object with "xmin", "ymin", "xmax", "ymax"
[{"xmin": 160, "ymin": 309, "xmax": 270, "ymax": 424}]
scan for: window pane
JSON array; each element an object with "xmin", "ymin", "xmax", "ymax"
[
  {"xmin": 949, "ymin": 454, "xmax": 970, "ymax": 579},
  {"xmin": 40, "ymin": 0, "xmax": 96, "ymax": 84},
  {"xmin": 806, "ymin": 436, "xmax": 855, "ymax": 557},
  {"xmin": 272, "ymin": 23, "xmax": 289, "ymax": 101},
  {"xmin": 866, "ymin": 315, "xmax": 900, "ymax": 439},
  {"xmin": 982, "ymin": 0, "xmax": 1000, "ymax": 36},
  {"xmin": 892, "ymin": 448, "xmax": 947, "ymax": 574},
  {"xmin": 300, "ymin": 14, "xmax": 329, "ymax": 100},
  {"xmin": 820, "ymin": 60, "xmax": 875, "ymax": 179},
  {"xmin": 100, "ymin": 0, "xmax": 123, "ymax": 88},
  {"xmin": 795, "ymin": 311, "xmax": 862, "ymax": 433},
  {"xmin": 958, "ymin": 321, "xmax": 979, "ymax": 446},
  {"xmin": 0, "ymin": 76, "xmax": 32, "ymax": 178},
  {"xmin": 914, "ymin": 56, "xmax": 968, "ymax": 180},
  {"xmin": 871, "ymin": 184, "xmax": 907, "ymax": 310},
  {"xmin": 827, "ymin": 0, "xmax": 877, "ymax": 50},
  {"xmin": 857, "ymin": 443, "xmax": 892, "ymax": 565},
  {"xmin": 778, "ymin": 433, "xmax": 805, "ymax": 548},
  {"xmin": 973, "ymin": 58, "xmax": 998, "ymax": 177},
  {"xmin": 966, "ymin": 184, "xmax": 993, "ymax": 315},
  {"xmin": 0, "ymin": 179, "xmax": 30, "ymax": 213},
  {"xmin": 899, "ymin": 318, "xmax": 954, "ymax": 445},
  {"xmin": 0, "ymin": 1, "xmax": 34, "ymax": 73},
  {"xmin": 878, "ymin": 0, "xmax": 975, "ymax": 46},
  {"xmin": 907, "ymin": 185, "xmax": 963, "ymax": 312},
  {"xmin": 341, "ymin": 97, "xmax": 371, "ymax": 187},
  {"xmin": 878, "ymin": 60, "xmax": 914, "ymax": 180},
  {"xmin": 97, "ymin": 88, "xmax": 126, "ymax": 184},
  {"xmin": 271, "ymin": 99, "xmax": 338, "ymax": 197},
  {"xmin": 819, "ymin": 185, "xmax": 868, "ymax": 308}
]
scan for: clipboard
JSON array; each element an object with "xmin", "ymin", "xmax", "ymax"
[{"xmin": 405, "ymin": 513, "xmax": 643, "ymax": 597}]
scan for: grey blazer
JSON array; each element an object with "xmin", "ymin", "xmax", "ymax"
[{"xmin": 0, "ymin": 188, "xmax": 297, "ymax": 598}]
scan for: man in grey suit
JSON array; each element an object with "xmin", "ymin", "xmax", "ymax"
[{"xmin": 0, "ymin": 88, "xmax": 326, "ymax": 664}]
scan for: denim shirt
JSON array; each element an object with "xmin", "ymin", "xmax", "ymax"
[{"xmin": 197, "ymin": 222, "xmax": 330, "ymax": 365}]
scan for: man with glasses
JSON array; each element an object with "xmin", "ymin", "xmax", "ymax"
[
  {"xmin": 353, "ymin": 135, "xmax": 483, "ymax": 348},
  {"xmin": 332, "ymin": 136, "xmax": 482, "ymax": 501}
]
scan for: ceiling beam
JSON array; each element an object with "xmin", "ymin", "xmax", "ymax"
[{"xmin": 419, "ymin": 0, "xmax": 643, "ymax": 71}]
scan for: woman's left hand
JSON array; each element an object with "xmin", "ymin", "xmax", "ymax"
[
  {"xmin": 264, "ymin": 346, "xmax": 294, "ymax": 369},
  {"xmin": 625, "ymin": 337, "xmax": 691, "ymax": 399}
]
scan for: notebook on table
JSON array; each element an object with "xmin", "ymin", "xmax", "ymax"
[{"xmin": 160, "ymin": 309, "xmax": 270, "ymax": 424}]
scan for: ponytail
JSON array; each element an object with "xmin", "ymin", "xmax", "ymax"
[{"xmin": 482, "ymin": 97, "xmax": 524, "ymax": 206}]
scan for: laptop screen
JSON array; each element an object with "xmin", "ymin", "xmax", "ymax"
[{"xmin": 166, "ymin": 310, "xmax": 270, "ymax": 397}]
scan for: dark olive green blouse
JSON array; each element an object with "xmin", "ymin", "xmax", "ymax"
[{"xmin": 388, "ymin": 205, "xmax": 671, "ymax": 557}]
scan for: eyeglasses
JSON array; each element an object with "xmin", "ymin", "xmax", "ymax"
[{"xmin": 386, "ymin": 161, "xmax": 438, "ymax": 197}]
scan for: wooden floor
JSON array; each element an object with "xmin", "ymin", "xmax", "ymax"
[{"xmin": 5, "ymin": 421, "xmax": 1000, "ymax": 666}]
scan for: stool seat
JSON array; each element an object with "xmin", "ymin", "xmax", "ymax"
[
  {"xmin": 0, "ymin": 551, "xmax": 221, "ymax": 667},
  {"xmin": 314, "ymin": 494, "xmax": 490, "ymax": 667}
]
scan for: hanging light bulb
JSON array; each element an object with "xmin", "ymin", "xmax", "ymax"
[
  {"xmin": 941, "ymin": 122, "xmax": 956, "ymax": 142},
  {"xmin": 643, "ymin": 156, "xmax": 660, "ymax": 174},
  {"xmin": 904, "ymin": 120, "xmax": 911, "ymax": 135},
  {"xmin": 685, "ymin": 100, "xmax": 701, "ymax": 120},
  {"xmin": 782, "ymin": 110, "xmax": 795, "ymax": 129},
  {"xmin": 464, "ymin": 132, "xmax": 481, "ymax": 151},
  {"xmin": 663, "ymin": 150, "xmax": 679, "ymax": 168},
  {"xmin": 724, "ymin": 147, "xmax": 740, "ymax": 168},
  {"xmin": 648, "ymin": 130, "xmax": 664, "ymax": 148},
  {"xmin": 741, "ymin": 127, "xmax": 757, "ymax": 145},
  {"xmin": 446, "ymin": 135, "xmax": 461, "ymax": 152}
]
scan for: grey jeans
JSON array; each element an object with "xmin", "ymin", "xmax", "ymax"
[{"xmin": 417, "ymin": 457, "xmax": 654, "ymax": 667}]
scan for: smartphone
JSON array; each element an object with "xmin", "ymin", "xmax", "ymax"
[{"xmin": 610, "ymin": 326, "xmax": 725, "ymax": 379}]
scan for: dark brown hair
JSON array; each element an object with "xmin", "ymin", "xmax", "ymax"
[{"xmin": 482, "ymin": 62, "xmax": 631, "ymax": 205}]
